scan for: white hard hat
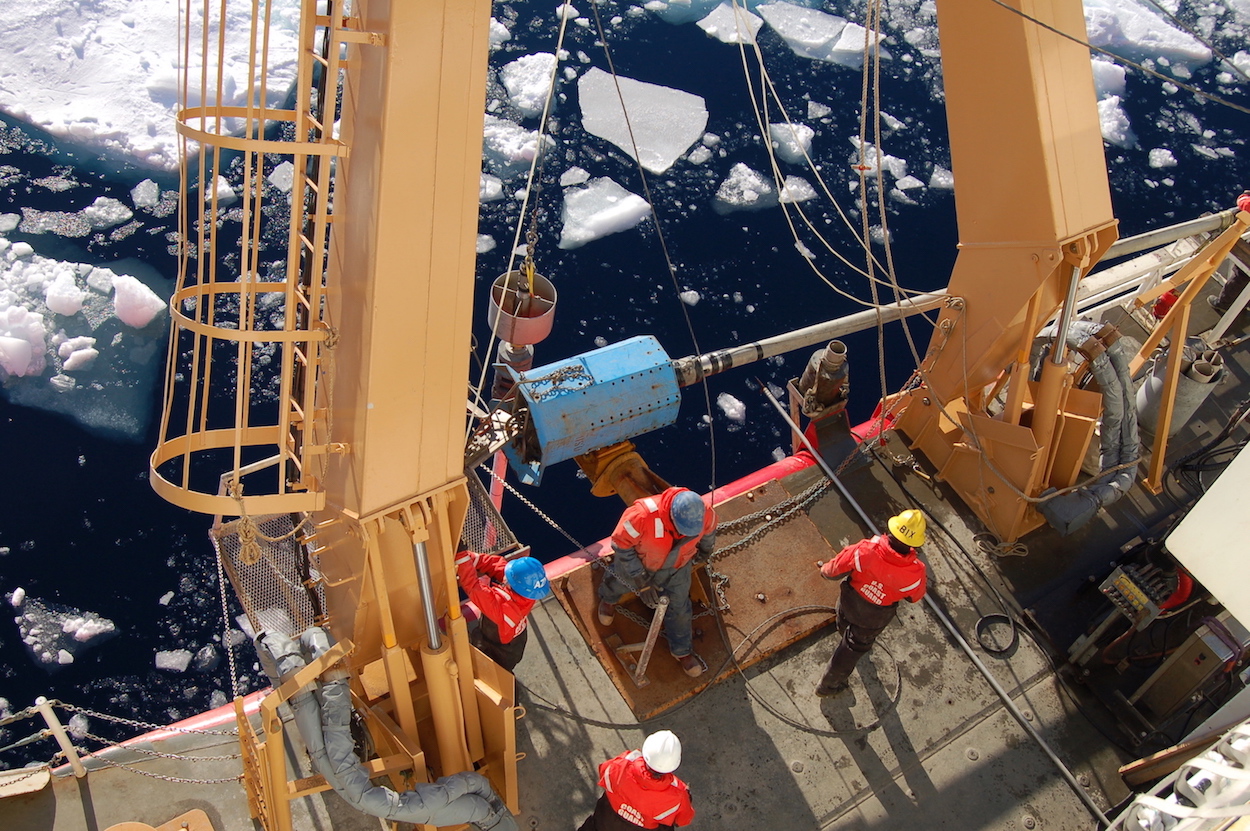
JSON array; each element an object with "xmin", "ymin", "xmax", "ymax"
[{"xmin": 642, "ymin": 730, "xmax": 682, "ymax": 773}]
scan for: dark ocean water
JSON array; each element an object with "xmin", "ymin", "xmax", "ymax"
[{"xmin": 1, "ymin": 1, "xmax": 1247, "ymax": 766}]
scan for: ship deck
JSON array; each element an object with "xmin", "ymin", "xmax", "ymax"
[{"xmin": 3, "ymin": 295, "xmax": 1247, "ymax": 831}]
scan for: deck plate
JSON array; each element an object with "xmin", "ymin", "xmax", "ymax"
[{"xmin": 552, "ymin": 479, "xmax": 840, "ymax": 718}]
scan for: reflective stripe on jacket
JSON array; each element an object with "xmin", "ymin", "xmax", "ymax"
[
  {"xmin": 610, "ymin": 487, "xmax": 717, "ymax": 575},
  {"xmin": 820, "ymin": 534, "xmax": 926, "ymax": 606},
  {"xmin": 456, "ymin": 551, "xmax": 535, "ymax": 643},
  {"xmin": 598, "ymin": 750, "xmax": 695, "ymax": 829}
]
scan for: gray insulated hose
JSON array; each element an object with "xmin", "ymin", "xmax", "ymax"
[
  {"xmin": 1036, "ymin": 319, "xmax": 1140, "ymax": 535},
  {"xmin": 256, "ymin": 629, "xmax": 518, "ymax": 831}
]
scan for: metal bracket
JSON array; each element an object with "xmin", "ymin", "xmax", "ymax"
[{"xmin": 606, "ymin": 597, "xmax": 669, "ymax": 688}]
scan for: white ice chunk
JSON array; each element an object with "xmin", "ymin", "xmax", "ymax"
[
  {"xmin": 480, "ymin": 174, "xmax": 505, "ymax": 202},
  {"xmin": 578, "ymin": 67, "xmax": 708, "ymax": 175},
  {"xmin": 0, "ymin": 214, "xmax": 18, "ymax": 233},
  {"xmin": 477, "ymin": 235, "xmax": 497, "ymax": 254},
  {"xmin": 560, "ymin": 167, "xmax": 591, "ymax": 187},
  {"xmin": 929, "ymin": 166, "xmax": 954, "ymax": 190},
  {"xmin": 11, "ymin": 592, "xmax": 117, "ymax": 672},
  {"xmin": 807, "ymin": 101, "xmax": 832, "ymax": 120},
  {"xmin": 9, "ymin": 587, "xmax": 25, "ymax": 607},
  {"xmin": 558, "ymin": 178, "xmax": 650, "ymax": 250},
  {"xmin": 45, "ymin": 271, "xmax": 87, "ymax": 316},
  {"xmin": 1098, "ymin": 95, "xmax": 1136, "ymax": 148},
  {"xmin": 680, "ymin": 290, "xmax": 701, "ymax": 306},
  {"xmin": 501, "ymin": 53, "xmax": 558, "ymax": 118},
  {"xmin": 895, "ymin": 175, "xmax": 924, "ymax": 191},
  {"xmin": 1090, "ymin": 57, "xmax": 1127, "ymax": 99},
  {"xmin": 206, "ymin": 176, "xmax": 236, "ymax": 205},
  {"xmin": 714, "ymin": 163, "xmax": 778, "ymax": 214},
  {"xmin": 756, "ymin": 4, "xmax": 887, "ymax": 67},
  {"xmin": 779, "ymin": 176, "xmax": 817, "ymax": 204},
  {"xmin": 1148, "ymin": 148, "xmax": 1178, "ymax": 169},
  {"xmin": 848, "ymin": 137, "xmax": 907, "ymax": 178},
  {"xmin": 131, "ymin": 179, "xmax": 160, "ymax": 209},
  {"xmin": 1084, "ymin": 0, "xmax": 1212, "ymax": 73},
  {"xmin": 717, "ymin": 392, "xmax": 746, "ymax": 423},
  {"xmin": 267, "ymin": 161, "xmax": 295, "ymax": 193},
  {"xmin": 158, "ymin": 591, "xmax": 175, "ymax": 606},
  {"xmin": 111, "ymin": 274, "xmax": 167, "ymax": 328},
  {"xmin": 483, "ymin": 115, "xmax": 555, "ymax": 180},
  {"xmin": 687, "ymin": 146, "xmax": 712, "ymax": 165},
  {"xmin": 155, "ymin": 649, "xmax": 194, "ymax": 672},
  {"xmin": 697, "ymin": 2, "xmax": 764, "ymax": 45},
  {"xmin": 81, "ymin": 197, "xmax": 133, "ymax": 230},
  {"xmin": 489, "ymin": 18, "xmax": 512, "ymax": 50},
  {"xmin": 769, "ymin": 122, "xmax": 814, "ymax": 164}
]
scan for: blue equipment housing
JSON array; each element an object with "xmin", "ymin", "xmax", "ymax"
[{"xmin": 503, "ymin": 336, "xmax": 680, "ymax": 485}]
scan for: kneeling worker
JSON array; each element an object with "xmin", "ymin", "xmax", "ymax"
[
  {"xmin": 816, "ymin": 509, "xmax": 927, "ymax": 696},
  {"xmin": 456, "ymin": 550, "xmax": 550, "ymax": 672},
  {"xmin": 596, "ymin": 487, "xmax": 716, "ymax": 677},
  {"xmin": 578, "ymin": 730, "xmax": 695, "ymax": 830}
]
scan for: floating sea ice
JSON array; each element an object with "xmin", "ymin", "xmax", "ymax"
[
  {"xmin": 1098, "ymin": 95, "xmax": 1136, "ymax": 148},
  {"xmin": 155, "ymin": 649, "xmax": 194, "ymax": 672},
  {"xmin": 501, "ymin": 53, "xmax": 558, "ymax": 118},
  {"xmin": 111, "ymin": 274, "xmax": 167, "ymax": 328},
  {"xmin": 45, "ymin": 270, "xmax": 87, "ymax": 316},
  {"xmin": 481, "ymin": 174, "xmax": 505, "ymax": 202},
  {"xmin": 205, "ymin": 176, "xmax": 237, "ymax": 205},
  {"xmin": 1148, "ymin": 148, "xmax": 1178, "ymax": 169},
  {"xmin": 560, "ymin": 167, "xmax": 590, "ymax": 187},
  {"xmin": 696, "ymin": 2, "xmax": 764, "ymax": 45},
  {"xmin": 895, "ymin": 175, "xmax": 924, "ymax": 191},
  {"xmin": 756, "ymin": 4, "xmax": 888, "ymax": 68},
  {"xmin": 929, "ymin": 166, "xmax": 954, "ymax": 190},
  {"xmin": 1091, "ymin": 57, "xmax": 1127, "ymax": 99},
  {"xmin": 808, "ymin": 101, "xmax": 832, "ymax": 120},
  {"xmin": 558, "ymin": 178, "xmax": 650, "ymax": 250},
  {"xmin": 483, "ymin": 115, "xmax": 556, "ymax": 180},
  {"xmin": 10, "ymin": 589, "xmax": 117, "ymax": 673},
  {"xmin": 847, "ymin": 137, "xmax": 908, "ymax": 179},
  {"xmin": 477, "ymin": 235, "xmax": 497, "ymax": 254},
  {"xmin": 680, "ymin": 290, "xmax": 701, "ymax": 306},
  {"xmin": 267, "ymin": 161, "xmax": 295, "ymax": 193},
  {"xmin": 779, "ymin": 176, "xmax": 816, "ymax": 204},
  {"xmin": 647, "ymin": 0, "xmax": 725, "ymax": 26},
  {"xmin": 489, "ymin": 17, "xmax": 511, "ymax": 50},
  {"xmin": 714, "ymin": 163, "xmax": 778, "ymax": 215},
  {"xmin": 0, "ymin": 214, "xmax": 18, "ymax": 233},
  {"xmin": 1084, "ymin": 0, "xmax": 1212, "ymax": 74},
  {"xmin": 59, "ymin": 336, "xmax": 100, "ymax": 372},
  {"xmin": 131, "ymin": 179, "xmax": 160, "ymax": 209},
  {"xmin": 80, "ymin": 197, "xmax": 133, "ymax": 230},
  {"xmin": 578, "ymin": 67, "xmax": 708, "ymax": 175},
  {"xmin": 0, "ymin": 306, "xmax": 47, "ymax": 378},
  {"xmin": 768, "ymin": 123, "xmax": 814, "ymax": 164},
  {"xmin": 717, "ymin": 392, "xmax": 746, "ymax": 423}
]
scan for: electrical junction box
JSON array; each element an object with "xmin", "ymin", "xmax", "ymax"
[
  {"xmin": 1130, "ymin": 611, "xmax": 1250, "ymax": 721},
  {"xmin": 504, "ymin": 335, "xmax": 680, "ymax": 485}
]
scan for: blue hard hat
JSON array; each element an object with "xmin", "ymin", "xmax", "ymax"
[
  {"xmin": 504, "ymin": 557, "xmax": 550, "ymax": 600},
  {"xmin": 670, "ymin": 490, "xmax": 705, "ymax": 536}
]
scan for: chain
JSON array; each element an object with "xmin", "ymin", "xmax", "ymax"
[
  {"xmin": 59, "ymin": 703, "xmax": 239, "ymax": 738},
  {"xmin": 0, "ymin": 765, "xmax": 52, "ymax": 787},
  {"xmin": 522, "ymin": 365, "xmax": 594, "ymax": 402},
  {"xmin": 83, "ymin": 754, "xmax": 243, "ymax": 785},
  {"xmin": 81, "ymin": 732, "xmax": 241, "ymax": 763},
  {"xmin": 479, "ymin": 464, "xmax": 588, "ymax": 551},
  {"xmin": 215, "ymin": 546, "xmax": 242, "ymax": 699},
  {"xmin": 0, "ymin": 705, "xmax": 39, "ymax": 728}
]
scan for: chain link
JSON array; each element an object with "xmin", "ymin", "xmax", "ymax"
[
  {"xmin": 84, "ymin": 754, "xmax": 244, "ymax": 785},
  {"xmin": 479, "ymin": 464, "xmax": 587, "ymax": 551},
  {"xmin": 81, "ymin": 732, "xmax": 241, "ymax": 763},
  {"xmin": 0, "ymin": 705, "xmax": 40, "ymax": 729},
  {"xmin": 0, "ymin": 765, "xmax": 52, "ymax": 787},
  {"xmin": 59, "ymin": 703, "xmax": 239, "ymax": 738}
]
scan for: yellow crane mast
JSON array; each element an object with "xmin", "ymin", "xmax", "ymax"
[{"xmin": 150, "ymin": 0, "xmax": 516, "ymax": 828}]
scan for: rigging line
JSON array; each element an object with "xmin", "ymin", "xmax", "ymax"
[
  {"xmin": 466, "ymin": 7, "xmax": 577, "ymax": 442},
  {"xmin": 1137, "ymin": 0, "xmax": 1250, "ymax": 87},
  {"xmin": 984, "ymin": 0, "xmax": 1250, "ymax": 117},
  {"xmin": 586, "ymin": 0, "xmax": 719, "ymax": 493}
]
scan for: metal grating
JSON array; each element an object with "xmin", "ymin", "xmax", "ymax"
[
  {"xmin": 460, "ymin": 472, "xmax": 519, "ymax": 557},
  {"xmin": 210, "ymin": 514, "xmax": 325, "ymax": 639}
]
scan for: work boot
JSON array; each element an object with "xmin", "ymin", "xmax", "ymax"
[
  {"xmin": 677, "ymin": 653, "xmax": 705, "ymax": 677},
  {"xmin": 815, "ymin": 680, "xmax": 848, "ymax": 697},
  {"xmin": 597, "ymin": 601, "xmax": 615, "ymax": 627}
]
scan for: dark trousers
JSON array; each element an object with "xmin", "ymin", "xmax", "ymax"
[
  {"xmin": 577, "ymin": 794, "xmax": 673, "ymax": 831},
  {"xmin": 819, "ymin": 582, "xmax": 898, "ymax": 689},
  {"xmin": 470, "ymin": 616, "xmax": 528, "ymax": 673}
]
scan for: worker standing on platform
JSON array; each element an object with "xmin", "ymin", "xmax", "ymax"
[
  {"xmin": 815, "ymin": 509, "xmax": 928, "ymax": 696},
  {"xmin": 578, "ymin": 730, "xmax": 695, "ymax": 831},
  {"xmin": 596, "ymin": 487, "xmax": 717, "ymax": 678},
  {"xmin": 456, "ymin": 550, "xmax": 550, "ymax": 672}
]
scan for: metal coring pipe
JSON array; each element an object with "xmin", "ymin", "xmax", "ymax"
[{"xmin": 758, "ymin": 384, "xmax": 1112, "ymax": 829}]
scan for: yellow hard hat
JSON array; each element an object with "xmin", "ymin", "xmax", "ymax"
[{"xmin": 887, "ymin": 509, "xmax": 926, "ymax": 547}]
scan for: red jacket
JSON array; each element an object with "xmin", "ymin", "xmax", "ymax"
[
  {"xmin": 598, "ymin": 750, "xmax": 694, "ymax": 829},
  {"xmin": 610, "ymin": 487, "xmax": 717, "ymax": 574},
  {"xmin": 456, "ymin": 552, "xmax": 535, "ymax": 643},
  {"xmin": 821, "ymin": 535, "xmax": 926, "ymax": 606}
]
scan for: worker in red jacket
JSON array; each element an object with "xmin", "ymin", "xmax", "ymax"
[
  {"xmin": 456, "ymin": 550, "xmax": 550, "ymax": 672},
  {"xmin": 596, "ymin": 487, "xmax": 717, "ymax": 677},
  {"xmin": 577, "ymin": 730, "xmax": 695, "ymax": 830},
  {"xmin": 816, "ymin": 509, "xmax": 927, "ymax": 696}
]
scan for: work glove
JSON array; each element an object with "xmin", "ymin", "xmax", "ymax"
[{"xmin": 636, "ymin": 583, "xmax": 661, "ymax": 610}]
